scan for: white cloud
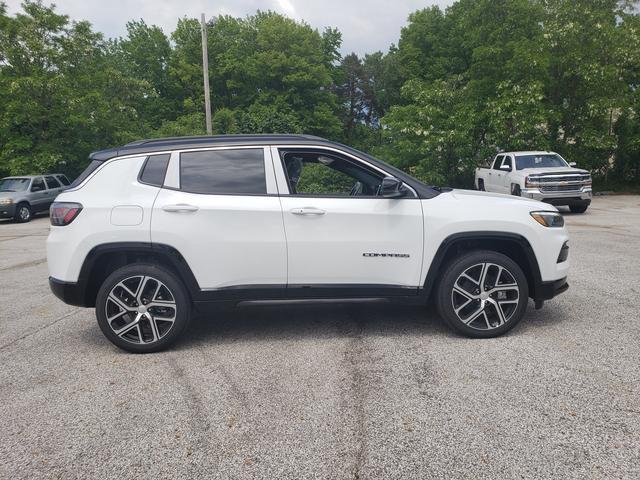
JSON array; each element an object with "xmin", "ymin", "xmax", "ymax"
[{"xmin": 4, "ymin": 0, "xmax": 453, "ymax": 55}]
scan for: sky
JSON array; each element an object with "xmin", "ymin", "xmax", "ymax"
[{"xmin": 4, "ymin": 0, "xmax": 454, "ymax": 55}]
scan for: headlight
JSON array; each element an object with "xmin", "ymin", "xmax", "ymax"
[
  {"xmin": 530, "ymin": 211, "xmax": 564, "ymax": 227},
  {"xmin": 0, "ymin": 198, "xmax": 13, "ymax": 205},
  {"xmin": 525, "ymin": 176, "xmax": 540, "ymax": 188}
]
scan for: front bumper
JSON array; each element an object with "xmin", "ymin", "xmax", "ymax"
[
  {"xmin": 521, "ymin": 187, "xmax": 592, "ymax": 206},
  {"xmin": 0, "ymin": 203, "xmax": 16, "ymax": 218},
  {"xmin": 536, "ymin": 277, "xmax": 569, "ymax": 301},
  {"xmin": 49, "ymin": 277, "xmax": 89, "ymax": 307}
]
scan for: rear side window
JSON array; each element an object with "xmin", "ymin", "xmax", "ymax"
[
  {"xmin": 69, "ymin": 160, "xmax": 102, "ymax": 189},
  {"xmin": 45, "ymin": 175, "xmax": 61, "ymax": 189},
  {"xmin": 179, "ymin": 149, "xmax": 266, "ymax": 195},
  {"xmin": 139, "ymin": 153, "xmax": 170, "ymax": 187},
  {"xmin": 492, "ymin": 155, "xmax": 504, "ymax": 170}
]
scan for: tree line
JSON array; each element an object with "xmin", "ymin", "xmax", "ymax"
[{"xmin": 1, "ymin": 0, "xmax": 639, "ymax": 187}]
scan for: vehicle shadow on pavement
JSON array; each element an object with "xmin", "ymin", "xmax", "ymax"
[{"xmin": 175, "ymin": 302, "xmax": 450, "ymax": 350}]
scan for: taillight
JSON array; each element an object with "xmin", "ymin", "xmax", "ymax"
[{"xmin": 50, "ymin": 202, "xmax": 83, "ymax": 226}]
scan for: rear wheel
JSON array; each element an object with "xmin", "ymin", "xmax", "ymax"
[
  {"xmin": 436, "ymin": 250, "xmax": 529, "ymax": 338},
  {"xmin": 14, "ymin": 203, "xmax": 32, "ymax": 223},
  {"xmin": 477, "ymin": 179, "xmax": 485, "ymax": 191},
  {"xmin": 569, "ymin": 204, "xmax": 589, "ymax": 214},
  {"xmin": 95, "ymin": 264, "xmax": 191, "ymax": 353}
]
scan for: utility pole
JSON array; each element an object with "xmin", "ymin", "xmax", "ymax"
[{"xmin": 201, "ymin": 13, "xmax": 212, "ymax": 135}]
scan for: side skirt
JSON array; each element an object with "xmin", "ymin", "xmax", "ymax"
[{"xmin": 193, "ymin": 284, "xmax": 423, "ymax": 305}]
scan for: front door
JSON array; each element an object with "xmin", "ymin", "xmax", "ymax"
[
  {"xmin": 272, "ymin": 147, "xmax": 424, "ymax": 289},
  {"xmin": 28, "ymin": 177, "xmax": 49, "ymax": 212}
]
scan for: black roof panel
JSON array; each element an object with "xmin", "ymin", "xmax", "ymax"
[
  {"xmin": 87, "ymin": 134, "xmax": 440, "ymax": 198},
  {"xmin": 90, "ymin": 134, "xmax": 330, "ymax": 161}
]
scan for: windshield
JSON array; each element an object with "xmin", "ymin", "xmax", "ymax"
[
  {"xmin": 0, "ymin": 178, "xmax": 30, "ymax": 192},
  {"xmin": 516, "ymin": 154, "xmax": 568, "ymax": 170}
]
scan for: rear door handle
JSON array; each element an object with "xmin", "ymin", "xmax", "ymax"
[
  {"xmin": 290, "ymin": 207, "xmax": 326, "ymax": 216},
  {"xmin": 162, "ymin": 204, "xmax": 199, "ymax": 213}
]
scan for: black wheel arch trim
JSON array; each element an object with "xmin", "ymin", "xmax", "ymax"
[
  {"xmin": 65, "ymin": 242, "xmax": 201, "ymax": 307},
  {"xmin": 420, "ymin": 231, "xmax": 555, "ymax": 301}
]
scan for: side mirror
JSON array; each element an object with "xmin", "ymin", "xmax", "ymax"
[
  {"xmin": 568, "ymin": 162, "xmax": 577, "ymax": 167},
  {"xmin": 380, "ymin": 176, "xmax": 407, "ymax": 198},
  {"xmin": 500, "ymin": 164, "xmax": 512, "ymax": 172}
]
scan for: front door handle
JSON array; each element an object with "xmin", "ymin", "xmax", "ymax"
[
  {"xmin": 162, "ymin": 204, "xmax": 199, "ymax": 213},
  {"xmin": 290, "ymin": 207, "xmax": 326, "ymax": 216}
]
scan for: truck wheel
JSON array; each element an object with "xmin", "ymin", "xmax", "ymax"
[
  {"xmin": 477, "ymin": 179, "xmax": 485, "ymax": 191},
  {"xmin": 95, "ymin": 263, "xmax": 192, "ymax": 353},
  {"xmin": 511, "ymin": 185, "xmax": 521, "ymax": 196},
  {"xmin": 14, "ymin": 203, "xmax": 32, "ymax": 223},
  {"xmin": 569, "ymin": 204, "xmax": 588, "ymax": 213},
  {"xmin": 436, "ymin": 250, "xmax": 529, "ymax": 338}
]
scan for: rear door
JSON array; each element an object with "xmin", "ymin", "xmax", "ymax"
[
  {"xmin": 44, "ymin": 175, "xmax": 65, "ymax": 205},
  {"xmin": 500, "ymin": 156, "xmax": 514, "ymax": 193},
  {"xmin": 273, "ymin": 146, "xmax": 424, "ymax": 289},
  {"xmin": 485, "ymin": 155, "xmax": 503, "ymax": 192},
  {"xmin": 151, "ymin": 146, "xmax": 287, "ymax": 290}
]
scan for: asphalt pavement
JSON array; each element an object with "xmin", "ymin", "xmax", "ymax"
[{"xmin": 0, "ymin": 196, "xmax": 639, "ymax": 479}]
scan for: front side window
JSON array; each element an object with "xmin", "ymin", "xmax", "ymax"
[
  {"xmin": 31, "ymin": 177, "xmax": 45, "ymax": 192},
  {"xmin": 280, "ymin": 150, "xmax": 384, "ymax": 197},
  {"xmin": 45, "ymin": 175, "xmax": 62, "ymax": 189},
  {"xmin": 180, "ymin": 149, "xmax": 266, "ymax": 195},
  {"xmin": 516, "ymin": 154, "xmax": 568, "ymax": 170}
]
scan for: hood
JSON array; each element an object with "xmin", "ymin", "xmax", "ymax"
[
  {"xmin": 518, "ymin": 166, "xmax": 589, "ymax": 175},
  {"xmin": 0, "ymin": 190, "xmax": 19, "ymax": 200},
  {"xmin": 447, "ymin": 188, "xmax": 557, "ymax": 211}
]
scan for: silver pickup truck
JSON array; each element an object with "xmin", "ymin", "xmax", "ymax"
[
  {"xmin": 474, "ymin": 151, "xmax": 592, "ymax": 213},
  {"xmin": 0, "ymin": 174, "xmax": 71, "ymax": 223}
]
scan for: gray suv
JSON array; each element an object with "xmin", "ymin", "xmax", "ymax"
[{"xmin": 0, "ymin": 174, "xmax": 71, "ymax": 223}]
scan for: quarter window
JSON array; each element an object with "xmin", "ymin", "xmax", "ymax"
[
  {"xmin": 57, "ymin": 175, "xmax": 70, "ymax": 186},
  {"xmin": 180, "ymin": 149, "xmax": 266, "ymax": 195},
  {"xmin": 139, "ymin": 153, "xmax": 170, "ymax": 187},
  {"xmin": 45, "ymin": 175, "xmax": 62, "ymax": 189}
]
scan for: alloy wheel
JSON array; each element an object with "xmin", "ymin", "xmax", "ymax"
[
  {"xmin": 451, "ymin": 262, "xmax": 520, "ymax": 330},
  {"xmin": 105, "ymin": 275, "xmax": 177, "ymax": 344},
  {"xmin": 19, "ymin": 206, "xmax": 30, "ymax": 221}
]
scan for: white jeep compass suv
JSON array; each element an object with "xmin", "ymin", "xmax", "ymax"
[{"xmin": 47, "ymin": 135, "xmax": 570, "ymax": 353}]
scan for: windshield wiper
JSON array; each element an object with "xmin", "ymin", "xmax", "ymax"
[
  {"xmin": 432, "ymin": 186, "xmax": 453, "ymax": 192},
  {"xmin": 0, "ymin": 189, "xmax": 15, "ymax": 192}
]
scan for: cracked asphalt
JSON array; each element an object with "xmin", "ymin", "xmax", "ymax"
[{"xmin": 1, "ymin": 196, "xmax": 639, "ymax": 479}]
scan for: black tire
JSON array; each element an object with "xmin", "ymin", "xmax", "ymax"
[
  {"xmin": 95, "ymin": 263, "xmax": 191, "ymax": 353},
  {"xmin": 511, "ymin": 184, "xmax": 521, "ymax": 196},
  {"xmin": 14, "ymin": 202, "xmax": 32, "ymax": 223},
  {"xmin": 436, "ymin": 250, "xmax": 529, "ymax": 338},
  {"xmin": 569, "ymin": 204, "xmax": 588, "ymax": 214},
  {"xmin": 477, "ymin": 179, "xmax": 485, "ymax": 191}
]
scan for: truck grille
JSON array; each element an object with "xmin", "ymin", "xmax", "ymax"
[{"xmin": 540, "ymin": 184, "xmax": 582, "ymax": 192}]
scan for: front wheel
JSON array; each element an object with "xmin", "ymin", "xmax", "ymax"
[
  {"xmin": 14, "ymin": 203, "xmax": 32, "ymax": 223},
  {"xmin": 95, "ymin": 264, "xmax": 191, "ymax": 353},
  {"xmin": 511, "ymin": 184, "xmax": 521, "ymax": 196},
  {"xmin": 436, "ymin": 250, "xmax": 529, "ymax": 338}
]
